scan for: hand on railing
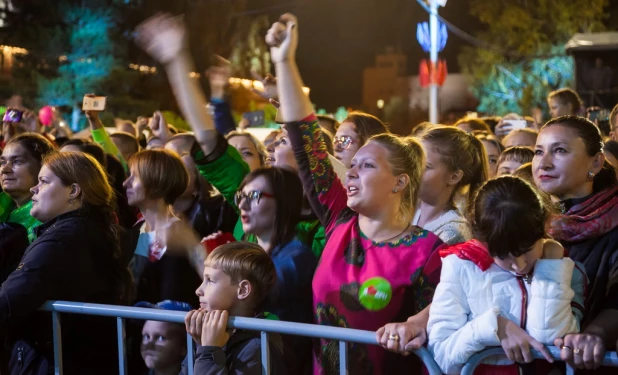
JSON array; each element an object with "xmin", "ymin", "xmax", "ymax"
[
  {"xmin": 555, "ymin": 333, "xmax": 605, "ymax": 370},
  {"xmin": 497, "ymin": 315, "xmax": 553, "ymax": 363},
  {"xmin": 376, "ymin": 316, "xmax": 427, "ymax": 355}
]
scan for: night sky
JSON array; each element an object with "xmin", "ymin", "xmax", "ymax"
[{"xmin": 249, "ymin": 0, "xmax": 475, "ymax": 111}]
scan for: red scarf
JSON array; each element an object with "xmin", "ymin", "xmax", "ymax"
[
  {"xmin": 549, "ymin": 187, "xmax": 618, "ymax": 244},
  {"xmin": 439, "ymin": 239, "xmax": 494, "ymax": 271}
]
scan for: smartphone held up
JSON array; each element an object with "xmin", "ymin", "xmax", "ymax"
[
  {"xmin": 3, "ymin": 109, "xmax": 23, "ymax": 123},
  {"xmin": 82, "ymin": 96, "xmax": 107, "ymax": 111}
]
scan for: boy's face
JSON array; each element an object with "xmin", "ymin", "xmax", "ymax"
[
  {"xmin": 493, "ymin": 239, "xmax": 544, "ymax": 275},
  {"xmin": 195, "ymin": 266, "xmax": 239, "ymax": 312},
  {"xmin": 141, "ymin": 320, "xmax": 186, "ymax": 371}
]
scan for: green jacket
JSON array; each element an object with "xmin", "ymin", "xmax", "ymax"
[
  {"xmin": 0, "ymin": 192, "xmax": 41, "ymax": 242},
  {"xmin": 194, "ymin": 141, "xmax": 325, "ymax": 258}
]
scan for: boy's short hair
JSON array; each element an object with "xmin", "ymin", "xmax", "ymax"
[
  {"xmin": 206, "ymin": 242, "xmax": 276, "ymax": 307},
  {"xmin": 497, "ymin": 146, "xmax": 535, "ymax": 167}
]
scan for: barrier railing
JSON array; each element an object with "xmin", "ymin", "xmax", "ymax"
[
  {"xmin": 40, "ymin": 301, "xmax": 443, "ymax": 375},
  {"xmin": 460, "ymin": 346, "xmax": 618, "ymax": 375},
  {"xmin": 36, "ymin": 301, "xmax": 618, "ymax": 375}
]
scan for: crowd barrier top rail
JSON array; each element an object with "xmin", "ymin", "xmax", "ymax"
[
  {"xmin": 461, "ymin": 346, "xmax": 618, "ymax": 375},
  {"xmin": 40, "ymin": 301, "xmax": 443, "ymax": 375}
]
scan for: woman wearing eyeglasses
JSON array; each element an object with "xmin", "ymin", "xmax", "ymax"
[
  {"xmin": 333, "ymin": 111, "xmax": 389, "ymax": 169},
  {"xmin": 234, "ymin": 167, "xmax": 316, "ymax": 325}
]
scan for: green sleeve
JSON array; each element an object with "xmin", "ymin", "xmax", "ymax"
[
  {"xmin": 0, "ymin": 192, "xmax": 14, "ymax": 223},
  {"xmin": 91, "ymin": 128, "xmax": 128, "ymax": 173},
  {"xmin": 194, "ymin": 145, "xmax": 250, "ymax": 208},
  {"xmin": 2, "ymin": 195, "xmax": 41, "ymax": 243},
  {"xmin": 233, "ymin": 219, "xmax": 246, "ymax": 241},
  {"xmin": 295, "ymin": 219, "xmax": 326, "ymax": 259}
]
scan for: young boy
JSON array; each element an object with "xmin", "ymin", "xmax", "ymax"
[
  {"xmin": 134, "ymin": 300, "xmax": 193, "ymax": 375},
  {"xmin": 181, "ymin": 242, "xmax": 286, "ymax": 375}
]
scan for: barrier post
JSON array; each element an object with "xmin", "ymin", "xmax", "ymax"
[
  {"xmin": 186, "ymin": 333, "xmax": 194, "ymax": 375},
  {"xmin": 261, "ymin": 331, "xmax": 270, "ymax": 375},
  {"xmin": 117, "ymin": 317, "xmax": 127, "ymax": 375},
  {"xmin": 51, "ymin": 311, "xmax": 63, "ymax": 375},
  {"xmin": 339, "ymin": 341, "xmax": 348, "ymax": 375}
]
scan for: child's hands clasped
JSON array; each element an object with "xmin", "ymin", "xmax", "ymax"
[
  {"xmin": 185, "ymin": 309, "xmax": 207, "ymax": 344},
  {"xmin": 200, "ymin": 310, "xmax": 231, "ymax": 347},
  {"xmin": 185, "ymin": 309, "xmax": 232, "ymax": 348},
  {"xmin": 497, "ymin": 315, "xmax": 554, "ymax": 364}
]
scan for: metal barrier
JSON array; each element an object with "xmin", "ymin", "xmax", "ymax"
[
  {"xmin": 40, "ymin": 301, "xmax": 443, "ymax": 375},
  {"xmin": 460, "ymin": 346, "xmax": 618, "ymax": 375}
]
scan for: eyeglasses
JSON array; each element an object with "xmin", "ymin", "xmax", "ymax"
[
  {"xmin": 234, "ymin": 190, "xmax": 275, "ymax": 206},
  {"xmin": 333, "ymin": 135, "xmax": 355, "ymax": 150}
]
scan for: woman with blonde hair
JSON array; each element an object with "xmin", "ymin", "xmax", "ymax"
[{"xmin": 265, "ymin": 13, "xmax": 443, "ymax": 374}]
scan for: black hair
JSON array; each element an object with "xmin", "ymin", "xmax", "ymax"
[
  {"xmin": 471, "ymin": 176, "xmax": 548, "ymax": 259},
  {"xmin": 238, "ymin": 167, "xmax": 303, "ymax": 252}
]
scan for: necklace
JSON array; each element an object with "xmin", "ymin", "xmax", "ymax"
[{"xmin": 375, "ymin": 222, "xmax": 411, "ymax": 244}]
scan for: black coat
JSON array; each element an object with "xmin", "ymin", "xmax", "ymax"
[{"xmin": 0, "ymin": 209, "xmax": 124, "ymax": 375}]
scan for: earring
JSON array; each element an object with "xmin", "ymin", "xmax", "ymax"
[
  {"xmin": 392, "ymin": 188, "xmax": 399, "ymax": 193},
  {"xmin": 68, "ymin": 198, "xmax": 74, "ymax": 204},
  {"xmin": 587, "ymin": 171, "xmax": 595, "ymax": 181}
]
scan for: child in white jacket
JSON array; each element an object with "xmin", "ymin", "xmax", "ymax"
[{"xmin": 427, "ymin": 176, "xmax": 586, "ymax": 375}]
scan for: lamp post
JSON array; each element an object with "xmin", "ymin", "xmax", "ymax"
[{"xmin": 429, "ymin": 0, "xmax": 439, "ymax": 124}]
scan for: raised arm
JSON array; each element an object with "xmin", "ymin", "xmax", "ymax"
[
  {"xmin": 267, "ymin": 14, "xmax": 348, "ymax": 230},
  {"xmin": 135, "ymin": 14, "xmax": 249, "ymax": 205},
  {"xmin": 207, "ymin": 56, "xmax": 237, "ymax": 136},
  {"xmin": 84, "ymin": 94, "xmax": 128, "ymax": 173},
  {"xmin": 135, "ymin": 14, "xmax": 217, "ymax": 156}
]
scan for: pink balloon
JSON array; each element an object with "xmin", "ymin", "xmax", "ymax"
[{"xmin": 39, "ymin": 106, "xmax": 54, "ymax": 126}]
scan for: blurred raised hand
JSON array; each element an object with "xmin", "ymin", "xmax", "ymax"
[
  {"xmin": 206, "ymin": 55, "xmax": 232, "ymax": 100},
  {"xmin": 135, "ymin": 13, "xmax": 187, "ymax": 65}
]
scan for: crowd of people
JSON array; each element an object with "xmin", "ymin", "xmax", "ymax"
[{"xmin": 0, "ymin": 11, "xmax": 618, "ymax": 375}]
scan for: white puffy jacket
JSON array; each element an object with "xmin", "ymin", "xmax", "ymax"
[{"xmin": 427, "ymin": 254, "xmax": 586, "ymax": 375}]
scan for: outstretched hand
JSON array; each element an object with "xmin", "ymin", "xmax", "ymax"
[
  {"xmin": 265, "ymin": 13, "xmax": 298, "ymax": 64},
  {"xmin": 135, "ymin": 13, "xmax": 187, "ymax": 65}
]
